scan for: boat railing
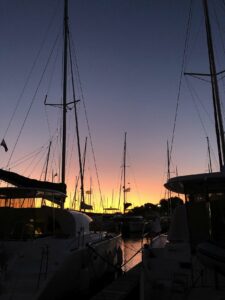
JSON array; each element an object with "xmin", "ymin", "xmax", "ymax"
[{"xmin": 67, "ymin": 230, "xmax": 108, "ymax": 251}]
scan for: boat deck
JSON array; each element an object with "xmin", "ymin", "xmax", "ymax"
[{"xmin": 141, "ymin": 240, "xmax": 225, "ymax": 300}]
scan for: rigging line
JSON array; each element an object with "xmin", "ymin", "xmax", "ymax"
[
  {"xmin": 14, "ymin": 142, "xmax": 49, "ymax": 177},
  {"xmin": 185, "ymin": 78, "xmax": 209, "ymax": 138},
  {"xmin": 72, "ymin": 176, "xmax": 79, "ymax": 209},
  {"xmin": 71, "ymin": 140, "xmax": 89, "ymax": 210},
  {"xmin": 169, "ymin": 0, "xmax": 193, "ymax": 165},
  {"xmin": 49, "ymin": 122, "xmax": 61, "ymax": 176},
  {"xmin": 118, "ymin": 140, "xmax": 126, "ymax": 211},
  {"xmin": 37, "ymin": 130, "xmax": 59, "ymax": 180},
  {"xmin": 3, "ymin": 0, "xmax": 60, "ymax": 140},
  {"xmin": 66, "ymin": 123, "xmax": 76, "ymax": 184},
  {"xmin": 68, "ymin": 34, "xmax": 86, "ymax": 209},
  {"xmin": 213, "ymin": 2, "xmax": 225, "ymax": 121},
  {"xmin": 47, "ymin": 129, "xmax": 59, "ymax": 168},
  {"xmin": 6, "ymin": 145, "xmax": 46, "ymax": 169},
  {"xmin": 186, "ymin": 77, "xmax": 220, "ymax": 170},
  {"xmin": 185, "ymin": 76, "xmax": 214, "ymax": 127},
  {"xmin": 27, "ymin": 147, "xmax": 48, "ymax": 178},
  {"xmin": 63, "ymin": 111, "xmax": 75, "ymax": 181},
  {"xmin": 185, "ymin": 74, "xmax": 211, "ymax": 83},
  {"xmin": 184, "ymin": 2, "xmax": 203, "ymax": 70},
  {"xmin": 127, "ymin": 149, "xmax": 141, "ymax": 203},
  {"xmin": 44, "ymin": 40, "xmax": 62, "ymax": 140},
  {"xmin": 70, "ymin": 34, "xmax": 105, "ymax": 211},
  {"xmin": 122, "ymin": 242, "xmax": 141, "ymax": 253},
  {"xmin": 6, "ymin": 34, "xmax": 60, "ymax": 168},
  {"xmin": 161, "ymin": 142, "xmax": 177, "ymax": 202},
  {"xmin": 209, "ymin": 139, "xmax": 220, "ymax": 170},
  {"xmin": 21, "ymin": 152, "xmax": 44, "ymax": 177},
  {"xmin": 213, "ymin": 1, "xmax": 225, "ymax": 54},
  {"xmin": 121, "ymin": 247, "xmax": 142, "ymax": 268},
  {"xmin": 119, "ymin": 137, "xmax": 127, "ymax": 210},
  {"xmin": 41, "ymin": 141, "xmax": 52, "ymax": 181},
  {"xmin": 212, "ymin": 0, "xmax": 225, "ymax": 113},
  {"xmin": 118, "ymin": 163, "xmax": 123, "ymax": 211}
]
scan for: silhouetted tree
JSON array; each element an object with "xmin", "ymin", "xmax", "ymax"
[
  {"xmin": 159, "ymin": 196, "xmax": 183, "ymax": 215},
  {"xmin": 129, "ymin": 202, "xmax": 158, "ymax": 218}
]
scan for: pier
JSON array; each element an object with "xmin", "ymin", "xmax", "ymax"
[{"xmin": 90, "ymin": 262, "xmax": 141, "ymax": 300}]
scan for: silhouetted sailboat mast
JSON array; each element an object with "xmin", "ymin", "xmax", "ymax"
[
  {"xmin": 62, "ymin": 0, "xmax": 87, "ymax": 210},
  {"xmin": 204, "ymin": 0, "xmax": 225, "ymax": 169},
  {"xmin": 185, "ymin": 0, "xmax": 225, "ymax": 170},
  {"xmin": 61, "ymin": 0, "xmax": 68, "ymax": 190},
  {"xmin": 206, "ymin": 136, "xmax": 213, "ymax": 173},
  {"xmin": 123, "ymin": 132, "xmax": 127, "ymax": 214},
  {"xmin": 122, "ymin": 132, "xmax": 132, "ymax": 213}
]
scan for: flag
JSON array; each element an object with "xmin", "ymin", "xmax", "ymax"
[
  {"xmin": 124, "ymin": 187, "xmax": 131, "ymax": 192},
  {"xmin": 124, "ymin": 202, "xmax": 132, "ymax": 209},
  {"xmin": 0, "ymin": 139, "xmax": 8, "ymax": 152}
]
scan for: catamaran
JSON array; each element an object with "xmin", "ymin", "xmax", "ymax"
[
  {"xmin": 0, "ymin": 1, "xmax": 122, "ymax": 299},
  {"xmin": 141, "ymin": 1, "xmax": 225, "ymax": 299}
]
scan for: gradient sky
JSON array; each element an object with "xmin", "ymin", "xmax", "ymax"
[{"xmin": 0, "ymin": 0, "xmax": 225, "ymax": 212}]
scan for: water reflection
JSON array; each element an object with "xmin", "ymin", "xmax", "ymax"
[{"xmin": 121, "ymin": 237, "xmax": 148, "ymax": 272}]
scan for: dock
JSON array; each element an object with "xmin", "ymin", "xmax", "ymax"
[{"xmin": 90, "ymin": 263, "xmax": 141, "ymax": 300}]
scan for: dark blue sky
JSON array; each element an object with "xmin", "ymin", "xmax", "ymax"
[{"xmin": 0, "ymin": 0, "xmax": 224, "ymax": 210}]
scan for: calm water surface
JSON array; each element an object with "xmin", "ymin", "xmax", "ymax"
[{"xmin": 61, "ymin": 238, "xmax": 148, "ymax": 299}]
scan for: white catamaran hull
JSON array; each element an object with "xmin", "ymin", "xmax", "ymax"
[{"xmin": 0, "ymin": 233, "xmax": 121, "ymax": 300}]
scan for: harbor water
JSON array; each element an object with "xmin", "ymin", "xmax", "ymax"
[
  {"xmin": 121, "ymin": 237, "xmax": 146, "ymax": 272},
  {"xmin": 60, "ymin": 237, "xmax": 145, "ymax": 299}
]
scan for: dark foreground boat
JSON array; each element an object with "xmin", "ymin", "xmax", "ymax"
[
  {"xmin": 0, "ymin": 185, "xmax": 122, "ymax": 300},
  {"xmin": 141, "ymin": 1, "xmax": 225, "ymax": 299},
  {"xmin": 0, "ymin": 1, "xmax": 122, "ymax": 299}
]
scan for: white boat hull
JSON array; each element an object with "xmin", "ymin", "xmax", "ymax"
[{"xmin": 0, "ymin": 233, "xmax": 121, "ymax": 300}]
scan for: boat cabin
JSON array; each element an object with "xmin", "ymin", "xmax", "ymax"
[
  {"xmin": 0, "ymin": 187, "xmax": 92, "ymax": 240},
  {"xmin": 165, "ymin": 172, "xmax": 225, "ymax": 246}
]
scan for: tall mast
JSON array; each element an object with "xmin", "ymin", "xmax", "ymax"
[
  {"xmin": 61, "ymin": 0, "xmax": 87, "ymax": 211},
  {"xmin": 206, "ymin": 136, "xmax": 212, "ymax": 173},
  {"xmin": 61, "ymin": 0, "xmax": 68, "ymax": 188},
  {"xmin": 79, "ymin": 136, "xmax": 87, "ymax": 210},
  {"xmin": 123, "ymin": 132, "xmax": 127, "ymax": 214},
  {"xmin": 167, "ymin": 140, "xmax": 172, "ymax": 215},
  {"xmin": 166, "ymin": 140, "xmax": 170, "ymax": 181},
  {"xmin": 203, "ymin": 0, "xmax": 225, "ymax": 170},
  {"xmin": 44, "ymin": 141, "xmax": 52, "ymax": 181}
]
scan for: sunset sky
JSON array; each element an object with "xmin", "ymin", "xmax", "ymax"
[{"xmin": 0, "ymin": 0, "xmax": 225, "ymax": 212}]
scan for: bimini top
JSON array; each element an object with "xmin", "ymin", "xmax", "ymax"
[
  {"xmin": 164, "ymin": 171, "xmax": 225, "ymax": 194},
  {"xmin": 0, "ymin": 187, "xmax": 66, "ymax": 206},
  {"xmin": 0, "ymin": 169, "xmax": 66, "ymax": 205}
]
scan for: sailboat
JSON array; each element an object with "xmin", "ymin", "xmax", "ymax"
[
  {"xmin": 115, "ymin": 132, "xmax": 147, "ymax": 237},
  {"xmin": 0, "ymin": 1, "xmax": 122, "ymax": 299},
  {"xmin": 141, "ymin": 1, "xmax": 225, "ymax": 299}
]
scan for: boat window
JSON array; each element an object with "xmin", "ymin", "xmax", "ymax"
[
  {"xmin": 208, "ymin": 193, "xmax": 225, "ymax": 201},
  {"xmin": 187, "ymin": 193, "xmax": 205, "ymax": 203},
  {"xmin": 10, "ymin": 221, "xmax": 45, "ymax": 240}
]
